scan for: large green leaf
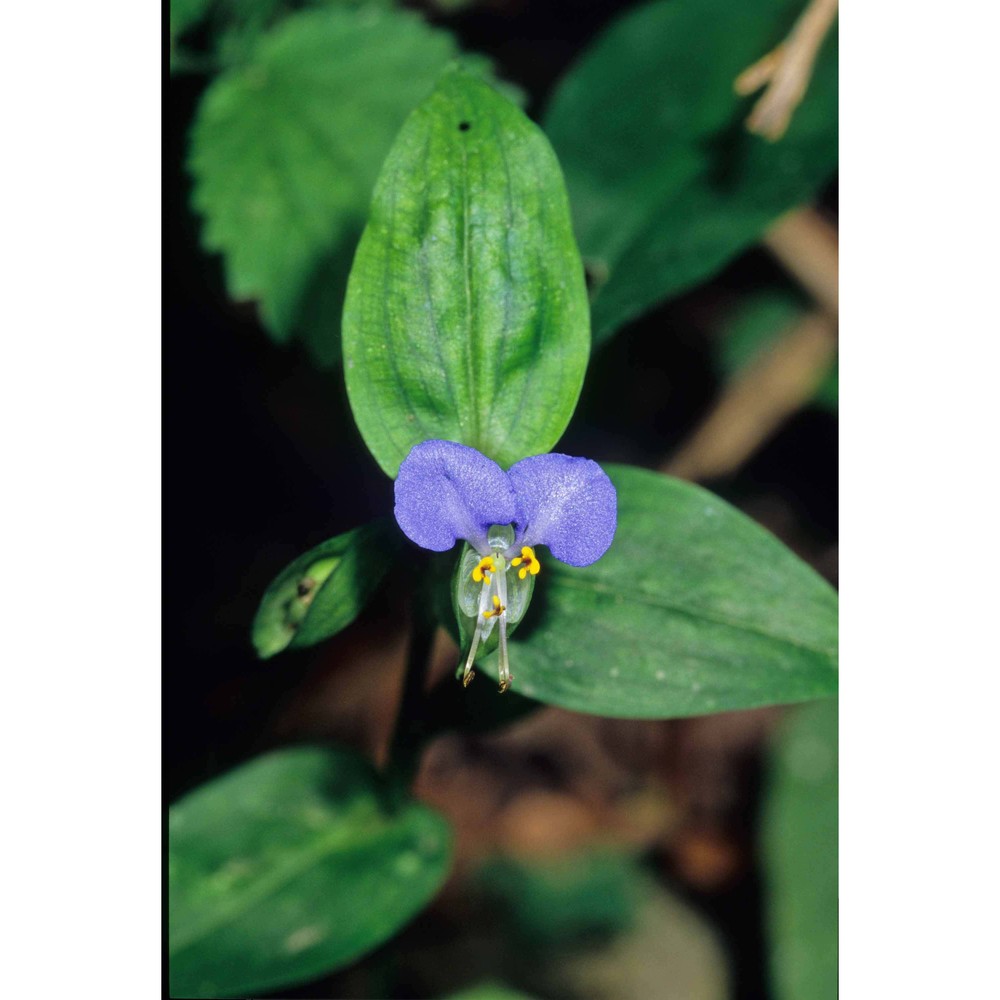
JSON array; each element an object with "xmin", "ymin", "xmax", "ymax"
[
  {"xmin": 473, "ymin": 465, "xmax": 837, "ymax": 717},
  {"xmin": 343, "ymin": 68, "xmax": 590, "ymax": 477},
  {"xmin": 252, "ymin": 520, "xmax": 403, "ymax": 658},
  {"xmin": 169, "ymin": 746, "xmax": 453, "ymax": 998},
  {"xmin": 189, "ymin": 7, "xmax": 469, "ymax": 367},
  {"xmin": 544, "ymin": 0, "xmax": 838, "ymax": 344},
  {"xmin": 762, "ymin": 700, "xmax": 838, "ymax": 1000}
]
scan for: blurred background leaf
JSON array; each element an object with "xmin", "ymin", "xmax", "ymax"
[
  {"xmin": 169, "ymin": 746, "xmax": 453, "ymax": 997},
  {"xmin": 544, "ymin": 0, "xmax": 838, "ymax": 344},
  {"xmin": 473, "ymin": 851, "xmax": 647, "ymax": 948},
  {"xmin": 171, "ymin": 0, "xmax": 402, "ymax": 70},
  {"xmin": 465, "ymin": 851, "xmax": 728, "ymax": 1000},
  {"xmin": 717, "ymin": 288, "xmax": 838, "ymax": 412},
  {"xmin": 252, "ymin": 519, "xmax": 403, "ymax": 658},
  {"xmin": 188, "ymin": 6, "xmax": 511, "ymax": 368},
  {"xmin": 475, "ymin": 464, "xmax": 837, "ymax": 716},
  {"xmin": 170, "ymin": 0, "xmax": 214, "ymax": 43},
  {"xmin": 343, "ymin": 69, "xmax": 590, "ymax": 476},
  {"xmin": 813, "ymin": 356, "xmax": 839, "ymax": 411},
  {"xmin": 444, "ymin": 984, "xmax": 537, "ymax": 1000},
  {"xmin": 762, "ymin": 699, "xmax": 838, "ymax": 1000}
]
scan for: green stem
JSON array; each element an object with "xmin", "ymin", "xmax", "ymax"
[{"xmin": 386, "ymin": 611, "xmax": 436, "ymax": 790}]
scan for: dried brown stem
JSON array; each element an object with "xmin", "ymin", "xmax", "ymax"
[
  {"xmin": 763, "ymin": 207, "xmax": 839, "ymax": 317},
  {"xmin": 662, "ymin": 311, "xmax": 837, "ymax": 482},
  {"xmin": 735, "ymin": 0, "xmax": 838, "ymax": 141}
]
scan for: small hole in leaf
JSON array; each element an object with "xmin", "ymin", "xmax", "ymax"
[{"xmin": 458, "ymin": 121, "xmax": 471, "ymax": 132}]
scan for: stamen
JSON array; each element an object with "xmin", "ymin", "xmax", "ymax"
[
  {"xmin": 472, "ymin": 555, "xmax": 496, "ymax": 585},
  {"xmin": 510, "ymin": 546, "xmax": 541, "ymax": 581},
  {"xmin": 461, "ymin": 625, "xmax": 481, "ymax": 687},
  {"xmin": 461, "ymin": 545, "xmax": 519, "ymax": 693},
  {"xmin": 462, "ymin": 553, "xmax": 505, "ymax": 688},
  {"xmin": 482, "ymin": 594, "xmax": 506, "ymax": 619},
  {"xmin": 495, "ymin": 559, "xmax": 513, "ymax": 693}
]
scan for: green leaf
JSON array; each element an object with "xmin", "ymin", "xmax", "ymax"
[
  {"xmin": 445, "ymin": 986, "xmax": 537, "ymax": 1000},
  {"xmin": 189, "ymin": 7, "xmax": 474, "ymax": 367},
  {"xmin": 762, "ymin": 700, "xmax": 838, "ymax": 1000},
  {"xmin": 717, "ymin": 290, "xmax": 838, "ymax": 410},
  {"xmin": 343, "ymin": 68, "xmax": 590, "ymax": 477},
  {"xmin": 252, "ymin": 520, "xmax": 403, "ymax": 658},
  {"xmin": 474, "ymin": 465, "xmax": 837, "ymax": 717},
  {"xmin": 544, "ymin": 0, "xmax": 838, "ymax": 344},
  {"xmin": 169, "ymin": 746, "xmax": 453, "ymax": 998}
]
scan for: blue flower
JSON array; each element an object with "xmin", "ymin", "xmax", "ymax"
[{"xmin": 394, "ymin": 440, "xmax": 617, "ymax": 692}]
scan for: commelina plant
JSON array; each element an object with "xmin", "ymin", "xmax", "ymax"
[
  {"xmin": 252, "ymin": 68, "xmax": 838, "ymax": 722},
  {"xmin": 172, "ymin": 38, "xmax": 838, "ymax": 1000}
]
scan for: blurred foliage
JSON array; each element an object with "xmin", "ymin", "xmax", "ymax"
[
  {"xmin": 444, "ymin": 985, "xmax": 537, "ymax": 1000},
  {"xmin": 474, "ymin": 852, "xmax": 648, "ymax": 948},
  {"xmin": 718, "ymin": 288, "xmax": 839, "ymax": 410},
  {"xmin": 551, "ymin": 881, "xmax": 729, "ymax": 1000},
  {"xmin": 170, "ymin": 0, "xmax": 214, "ymax": 51},
  {"xmin": 168, "ymin": 747, "xmax": 453, "ymax": 997},
  {"xmin": 187, "ymin": 5, "xmax": 514, "ymax": 367},
  {"xmin": 171, "ymin": 0, "xmax": 399, "ymax": 64},
  {"xmin": 181, "ymin": 0, "xmax": 837, "ymax": 367},
  {"xmin": 762, "ymin": 700, "xmax": 838, "ymax": 1000},
  {"xmin": 544, "ymin": 0, "xmax": 838, "ymax": 344},
  {"xmin": 470, "ymin": 853, "xmax": 728, "ymax": 1000}
]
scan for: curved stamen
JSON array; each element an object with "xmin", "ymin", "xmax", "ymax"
[{"xmin": 495, "ymin": 557, "xmax": 513, "ymax": 693}]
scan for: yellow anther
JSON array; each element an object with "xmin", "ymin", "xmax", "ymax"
[
  {"xmin": 482, "ymin": 594, "xmax": 506, "ymax": 619},
  {"xmin": 509, "ymin": 545, "xmax": 541, "ymax": 581},
  {"xmin": 472, "ymin": 555, "xmax": 496, "ymax": 584}
]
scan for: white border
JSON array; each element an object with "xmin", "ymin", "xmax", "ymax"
[
  {"xmin": 840, "ymin": 0, "xmax": 997, "ymax": 995},
  {"xmin": 1, "ymin": 4, "xmax": 162, "ymax": 994}
]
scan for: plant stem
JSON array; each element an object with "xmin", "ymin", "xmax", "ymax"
[{"xmin": 386, "ymin": 611, "xmax": 436, "ymax": 790}]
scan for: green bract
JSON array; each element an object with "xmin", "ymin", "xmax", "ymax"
[
  {"xmin": 343, "ymin": 69, "xmax": 590, "ymax": 477},
  {"xmin": 169, "ymin": 747, "xmax": 453, "ymax": 998},
  {"xmin": 544, "ymin": 0, "xmax": 838, "ymax": 344},
  {"xmin": 474, "ymin": 465, "xmax": 837, "ymax": 717},
  {"xmin": 252, "ymin": 521, "xmax": 402, "ymax": 658}
]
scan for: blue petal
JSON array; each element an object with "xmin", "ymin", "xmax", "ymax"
[
  {"xmin": 394, "ymin": 440, "xmax": 517, "ymax": 553},
  {"xmin": 508, "ymin": 453, "xmax": 617, "ymax": 566}
]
